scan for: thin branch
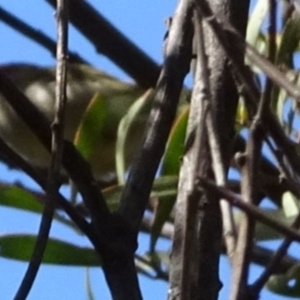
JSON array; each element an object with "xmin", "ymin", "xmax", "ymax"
[
  {"xmin": 231, "ymin": 80, "xmax": 264, "ymax": 300},
  {"xmin": 199, "ymin": 179, "xmax": 300, "ymax": 243},
  {"xmin": 251, "ymin": 244, "xmax": 299, "ymax": 273},
  {"xmin": 141, "ymin": 214, "xmax": 300, "ymax": 275},
  {"xmin": 0, "ymin": 136, "xmax": 92, "ymax": 239},
  {"xmin": 249, "ymin": 139, "xmax": 300, "ymax": 296},
  {"xmin": 234, "ymin": 136, "xmax": 284, "ymax": 207},
  {"xmin": 251, "ymin": 210, "xmax": 300, "ymax": 297},
  {"xmin": 142, "ymin": 213, "xmax": 300, "ymax": 274},
  {"xmin": 229, "ymin": 1, "xmax": 278, "ymax": 296},
  {"xmin": 45, "ymin": 0, "xmax": 160, "ymax": 88},
  {"xmin": 232, "ymin": 19, "xmax": 300, "ymax": 101},
  {"xmin": 265, "ymin": 138, "xmax": 300, "ymax": 199},
  {"xmin": 13, "ymin": 1, "xmax": 69, "ymax": 298},
  {"xmin": 0, "ymin": 6, "xmax": 87, "ymax": 64}
]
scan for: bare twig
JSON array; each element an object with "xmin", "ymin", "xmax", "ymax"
[
  {"xmin": 195, "ymin": 0, "xmax": 300, "ymax": 99},
  {"xmin": 231, "ymin": 73, "xmax": 264, "ymax": 300},
  {"xmin": 142, "ymin": 213, "xmax": 300, "ymax": 274},
  {"xmin": 45, "ymin": 0, "xmax": 160, "ymax": 88},
  {"xmin": 199, "ymin": 179, "xmax": 300, "ymax": 242},
  {"xmin": 0, "ymin": 6, "xmax": 87, "ymax": 64},
  {"xmin": 13, "ymin": 1, "xmax": 69, "ymax": 299},
  {"xmin": 0, "ymin": 136, "xmax": 92, "ymax": 239},
  {"xmin": 249, "ymin": 139, "xmax": 300, "ymax": 296},
  {"xmin": 229, "ymin": 1, "xmax": 278, "ymax": 297},
  {"xmin": 251, "ymin": 211, "xmax": 300, "ymax": 296},
  {"xmin": 251, "ymin": 244, "xmax": 299, "ymax": 273},
  {"xmin": 265, "ymin": 138, "xmax": 300, "ymax": 200}
]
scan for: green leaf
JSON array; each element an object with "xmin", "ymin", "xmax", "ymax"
[
  {"xmin": 161, "ymin": 106, "xmax": 188, "ymax": 175},
  {"xmin": 116, "ymin": 89, "xmax": 153, "ymax": 184},
  {"xmin": 276, "ymin": 15, "xmax": 300, "ymax": 68},
  {"xmin": 0, "ymin": 234, "xmax": 100, "ymax": 266},
  {"xmin": 74, "ymin": 93, "xmax": 107, "ymax": 160},
  {"xmin": 74, "ymin": 83, "xmax": 145, "ymax": 178},
  {"xmin": 267, "ymin": 264, "xmax": 300, "ymax": 298},
  {"xmin": 150, "ymin": 175, "xmax": 178, "ymax": 199},
  {"xmin": 0, "ymin": 184, "xmax": 43, "ymax": 214},
  {"xmin": 0, "ymin": 184, "xmax": 80, "ymax": 231},
  {"xmin": 148, "ymin": 108, "xmax": 188, "ymax": 252}
]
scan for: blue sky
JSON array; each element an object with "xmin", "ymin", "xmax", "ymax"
[{"xmin": 0, "ymin": 1, "xmax": 297, "ymax": 299}]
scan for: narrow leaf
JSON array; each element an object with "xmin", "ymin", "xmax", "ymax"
[
  {"xmin": 74, "ymin": 93, "xmax": 107, "ymax": 160},
  {"xmin": 0, "ymin": 184, "xmax": 43, "ymax": 214},
  {"xmin": 116, "ymin": 89, "xmax": 153, "ymax": 184},
  {"xmin": 0, "ymin": 234, "xmax": 100, "ymax": 266}
]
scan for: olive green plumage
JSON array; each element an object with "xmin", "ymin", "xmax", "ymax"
[{"xmin": 0, "ymin": 63, "xmax": 145, "ymax": 177}]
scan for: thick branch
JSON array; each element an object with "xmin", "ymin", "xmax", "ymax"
[
  {"xmin": 117, "ymin": 0, "xmax": 193, "ymax": 243},
  {"xmin": 45, "ymin": 0, "xmax": 160, "ymax": 88},
  {"xmin": 0, "ymin": 6, "xmax": 86, "ymax": 64}
]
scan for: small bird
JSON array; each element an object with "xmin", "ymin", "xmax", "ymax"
[{"xmin": 0, "ymin": 63, "xmax": 147, "ymax": 178}]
